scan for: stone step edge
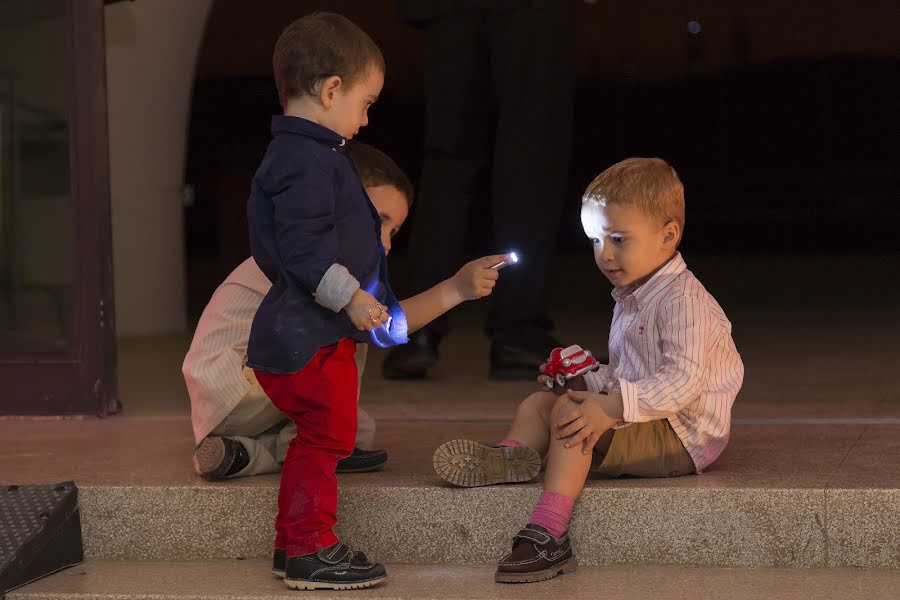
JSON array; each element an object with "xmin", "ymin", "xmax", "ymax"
[{"xmin": 69, "ymin": 485, "xmax": 900, "ymax": 568}]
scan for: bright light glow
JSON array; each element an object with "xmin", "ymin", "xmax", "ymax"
[
  {"xmin": 509, "ymin": 252, "xmax": 519, "ymax": 264},
  {"xmin": 580, "ymin": 201, "xmax": 604, "ymax": 239},
  {"xmin": 369, "ymin": 309, "xmax": 409, "ymax": 348}
]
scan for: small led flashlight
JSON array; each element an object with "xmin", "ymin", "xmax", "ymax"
[{"xmin": 489, "ymin": 251, "xmax": 519, "ymax": 270}]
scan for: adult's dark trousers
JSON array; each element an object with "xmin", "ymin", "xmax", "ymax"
[{"xmin": 406, "ymin": 4, "xmax": 574, "ymax": 345}]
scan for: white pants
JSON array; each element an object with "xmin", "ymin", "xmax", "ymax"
[{"xmin": 196, "ymin": 345, "xmax": 376, "ymax": 478}]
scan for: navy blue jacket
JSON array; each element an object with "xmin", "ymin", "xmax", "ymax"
[{"xmin": 247, "ymin": 116, "xmax": 407, "ymax": 374}]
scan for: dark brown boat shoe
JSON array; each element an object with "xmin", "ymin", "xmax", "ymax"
[
  {"xmin": 495, "ymin": 524, "xmax": 577, "ymax": 584},
  {"xmin": 432, "ymin": 439, "xmax": 541, "ymax": 487}
]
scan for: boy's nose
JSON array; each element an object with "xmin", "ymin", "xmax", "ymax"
[{"xmin": 599, "ymin": 244, "xmax": 615, "ymax": 262}]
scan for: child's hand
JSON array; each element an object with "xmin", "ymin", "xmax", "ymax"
[
  {"xmin": 345, "ymin": 289, "xmax": 390, "ymax": 331},
  {"xmin": 554, "ymin": 390, "xmax": 618, "ymax": 454},
  {"xmin": 451, "ymin": 254, "xmax": 512, "ymax": 301}
]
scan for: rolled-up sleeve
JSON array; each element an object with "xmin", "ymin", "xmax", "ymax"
[
  {"xmin": 272, "ymin": 160, "xmax": 359, "ymax": 311},
  {"xmin": 315, "ymin": 263, "xmax": 360, "ymax": 312},
  {"xmin": 620, "ymin": 296, "xmax": 711, "ymax": 423}
]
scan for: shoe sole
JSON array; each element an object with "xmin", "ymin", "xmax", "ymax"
[
  {"xmin": 495, "ymin": 558, "xmax": 577, "ymax": 583},
  {"xmin": 194, "ymin": 437, "xmax": 226, "ymax": 478},
  {"xmin": 271, "ymin": 568, "xmax": 285, "ymax": 578},
  {"xmin": 433, "ymin": 440, "xmax": 541, "ymax": 487},
  {"xmin": 283, "ymin": 575, "xmax": 386, "ymax": 590}
]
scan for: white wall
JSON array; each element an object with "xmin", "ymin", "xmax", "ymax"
[{"xmin": 105, "ymin": 0, "xmax": 213, "ymax": 336}]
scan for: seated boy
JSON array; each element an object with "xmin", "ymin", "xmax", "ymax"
[
  {"xmin": 433, "ymin": 157, "xmax": 745, "ymax": 583},
  {"xmin": 184, "ymin": 141, "xmax": 503, "ymax": 479}
]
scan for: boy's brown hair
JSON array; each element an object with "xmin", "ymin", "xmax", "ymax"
[
  {"xmin": 350, "ymin": 142, "xmax": 414, "ymax": 208},
  {"xmin": 582, "ymin": 157, "xmax": 685, "ymax": 232},
  {"xmin": 272, "ymin": 12, "xmax": 385, "ymax": 107}
]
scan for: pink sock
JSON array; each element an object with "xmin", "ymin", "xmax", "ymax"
[
  {"xmin": 498, "ymin": 438, "xmax": 523, "ymax": 447},
  {"xmin": 529, "ymin": 491, "xmax": 574, "ymax": 537}
]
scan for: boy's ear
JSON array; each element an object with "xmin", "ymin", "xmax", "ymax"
[
  {"xmin": 319, "ymin": 75, "xmax": 343, "ymax": 108},
  {"xmin": 662, "ymin": 221, "xmax": 680, "ymax": 247}
]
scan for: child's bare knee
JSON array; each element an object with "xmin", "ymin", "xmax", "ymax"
[
  {"xmin": 517, "ymin": 391, "xmax": 557, "ymax": 420},
  {"xmin": 550, "ymin": 394, "xmax": 574, "ymax": 421}
]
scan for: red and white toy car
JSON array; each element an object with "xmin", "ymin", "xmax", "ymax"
[{"xmin": 544, "ymin": 345, "xmax": 600, "ymax": 390}]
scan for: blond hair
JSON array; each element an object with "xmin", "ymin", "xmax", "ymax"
[{"xmin": 582, "ymin": 158, "xmax": 685, "ymax": 231}]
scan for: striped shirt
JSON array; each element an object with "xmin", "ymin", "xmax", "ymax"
[
  {"xmin": 583, "ymin": 253, "xmax": 744, "ymax": 472},
  {"xmin": 182, "ymin": 258, "xmax": 370, "ymax": 445}
]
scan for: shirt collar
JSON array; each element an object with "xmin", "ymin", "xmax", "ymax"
[
  {"xmin": 611, "ymin": 252, "xmax": 686, "ymax": 306},
  {"xmin": 271, "ymin": 115, "xmax": 347, "ymax": 149}
]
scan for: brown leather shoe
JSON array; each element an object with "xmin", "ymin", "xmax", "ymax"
[{"xmin": 495, "ymin": 524, "xmax": 576, "ymax": 583}]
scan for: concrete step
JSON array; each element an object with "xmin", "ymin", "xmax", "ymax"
[
  {"xmin": 3, "ymin": 419, "xmax": 900, "ymax": 569},
  {"xmin": 76, "ymin": 481, "xmax": 900, "ymax": 569},
  {"xmin": 9, "ymin": 560, "xmax": 900, "ymax": 600}
]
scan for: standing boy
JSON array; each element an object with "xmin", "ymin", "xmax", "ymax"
[{"xmin": 247, "ymin": 13, "xmax": 506, "ymax": 590}]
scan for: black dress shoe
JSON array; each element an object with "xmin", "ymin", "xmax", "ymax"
[
  {"xmin": 489, "ymin": 333, "xmax": 562, "ymax": 381},
  {"xmin": 495, "ymin": 524, "xmax": 576, "ymax": 583},
  {"xmin": 382, "ymin": 328, "xmax": 440, "ymax": 379},
  {"xmin": 283, "ymin": 540, "xmax": 387, "ymax": 590},
  {"xmin": 336, "ymin": 447, "xmax": 388, "ymax": 473},
  {"xmin": 194, "ymin": 436, "xmax": 250, "ymax": 480}
]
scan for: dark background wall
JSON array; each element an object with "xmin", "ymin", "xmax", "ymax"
[{"xmin": 183, "ymin": 0, "xmax": 900, "ymax": 321}]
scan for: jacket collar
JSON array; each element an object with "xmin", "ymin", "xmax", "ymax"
[{"xmin": 271, "ymin": 115, "xmax": 347, "ymax": 149}]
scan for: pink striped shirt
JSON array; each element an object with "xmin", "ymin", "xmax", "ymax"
[{"xmin": 583, "ymin": 253, "xmax": 744, "ymax": 472}]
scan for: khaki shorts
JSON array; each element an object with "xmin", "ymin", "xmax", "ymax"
[{"xmin": 591, "ymin": 419, "xmax": 696, "ymax": 478}]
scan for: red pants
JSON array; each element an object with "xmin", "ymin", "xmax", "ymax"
[{"xmin": 254, "ymin": 339, "xmax": 358, "ymax": 557}]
